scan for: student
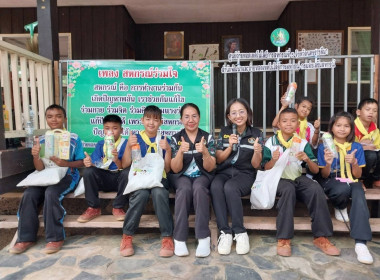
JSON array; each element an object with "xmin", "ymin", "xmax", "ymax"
[
  {"xmin": 354, "ymin": 98, "xmax": 380, "ymax": 188},
  {"xmin": 119, "ymin": 105, "xmax": 174, "ymax": 257},
  {"xmin": 77, "ymin": 114, "xmax": 128, "ymax": 223},
  {"xmin": 170, "ymin": 103, "xmax": 216, "ymax": 257},
  {"xmin": 273, "ymin": 96, "xmax": 320, "ymax": 148},
  {"xmin": 10, "ymin": 105, "xmax": 84, "ymax": 254},
  {"xmin": 210, "ymin": 98, "xmax": 262, "ymax": 255},
  {"xmin": 317, "ymin": 111, "xmax": 373, "ymax": 264},
  {"xmin": 262, "ymin": 108, "xmax": 340, "ymax": 257}
]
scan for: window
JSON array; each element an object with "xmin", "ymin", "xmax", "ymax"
[{"xmin": 348, "ymin": 27, "xmax": 371, "ymax": 83}]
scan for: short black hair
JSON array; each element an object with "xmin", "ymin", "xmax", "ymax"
[
  {"xmin": 45, "ymin": 104, "xmax": 66, "ymax": 118},
  {"xmin": 357, "ymin": 98, "xmax": 378, "ymax": 110},
  {"xmin": 279, "ymin": 108, "xmax": 298, "ymax": 120},
  {"xmin": 225, "ymin": 98, "xmax": 253, "ymax": 126},
  {"xmin": 103, "ymin": 114, "xmax": 122, "ymax": 125},
  {"xmin": 180, "ymin": 103, "xmax": 200, "ymax": 118},
  {"xmin": 144, "ymin": 105, "xmax": 162, "ymax": 119},
  {"xmin": 295, "ymin": 96, "xmax": 313, "ymax": 107},
  {"xmin": 328, "ymin": 111, "xmax": 355, "ymax": 143}
]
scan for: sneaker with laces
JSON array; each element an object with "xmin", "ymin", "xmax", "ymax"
[
  {"xmin": 218, "ymin": 231, "xmax": 233, "ymax": 255},
  {"xmin": 174, "ymin": 239, "xmax": 189, "ymax": 257},
  {"xmin": 9, "ymin": 242, "xmax": 35, "ymax": 254},
  {"xmin": 120, "ymin": 234, "xmax": 134, "ymax": 257},
  {"xmin": 277, "ymin": 239, "xmax": 291, "ymax": 257},
  {"xmin": 44, "ymin": 240, "xmax": 64, "ymax": 254},
  {"xmin": 234, "ymin": 232, "xmax": 250, "ymax": 255},
  {"xmin": 355, "ymin": 243, "xmax": 373, "ymax": 264},
  {"xmin": 313, "ymin": 237, "xmax": 340, "ymax": 256},
  {"xmin": 159, "ymin": 237, "xmax": 174, "ymax": 257},
  {"xmin": 77, "ymin": 207, "xmax": 101, "ymax": 223},
  {"xmin": 196, "ymin": 236, "xmax": 210, "ymax": 257},
  {"xmin": 112, "ymin": 208, "xmax": 126, "ymax": 221},
  {"xmin": 334, "ymin": 208, "xmax": 349, "ymax": 222}
]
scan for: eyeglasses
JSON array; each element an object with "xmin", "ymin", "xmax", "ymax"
[{"xmin": 229, "ymin": 110, "xmax": 247, "ymax": 118}]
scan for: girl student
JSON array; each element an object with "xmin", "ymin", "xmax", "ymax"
[
  {"xmin": 210, "ymin": 98, "xmax": 263, "ymax": 255},
  {"xmin": 316, "ymin": 111, "xmax": 373, "ymax": 264},
  {"xmin": 169, "ymin": 103, "xmax": 216, "ymax": 257},
  {"xmin": 273, "ymin": 95, "xmax": 320, "ymax": 148}
]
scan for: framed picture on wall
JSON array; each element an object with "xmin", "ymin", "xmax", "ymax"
[
  {"xmin": 221, "ymin": 35, "xmax": 242, "ymax": 59},
  {"xmin": 164, "ymin": 31, "xmax": 184, "ymax": 59},
  {"xmin": 296, "ymin": 30, "xmax": 344, "ymax": 65}
]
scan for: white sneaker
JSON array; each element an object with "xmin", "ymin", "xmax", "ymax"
[
  {"xmin": 218, "ymin": 231, "xmax": 233, "ymax": 255},
  {"xmin": 355, "ymin": 243, "xmax": 373, "ymax": 264},
  {"xmin": 195, "ymin": 237, "xmax": 210, "ymax": 257},
  {"xmin": 174, "ymin": 239, "xmax": 189, "ymax": 257},
  {"xmin": 335, "ymin": 208, "xmax": 349, "ymax": 222},
  {"xmin": 234, "ymin": 232, "xmax": 250, "ymax": 255}
]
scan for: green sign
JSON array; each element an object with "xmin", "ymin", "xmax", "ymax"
[
  {"xmin": 270, "ymin": 28, "xmax": 289, "ymax": 47},
  {"xmin": 67, "ymin": 60, "xmax": 212, "ymax": 152}
]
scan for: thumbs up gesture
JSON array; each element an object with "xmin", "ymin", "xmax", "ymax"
[
  {"xmin": 84, "ymin": 151, "xmax": 92, "ymax": 167},
  {"xmin": 127, "ymin": 130, "xmax": 137, "ymax": 147},
  {"xmin": 195, "ymin": 136, "xmax": 207, "ymax": 154},
  {"xmin": 314, "ymin": 118, "xmax": 321, "ymax": 130},
  {"xmin": 31, "ymin": 136, "xmax": 40, "ymax": 158},
  {"xmin": 159, "ymin": 136, "xmax": 170, "ymax": 152},
  {"xmin": 253, "ymin": 137, "xmax": 262, "ymax": 154},
  {"xmin": 345, "ymin": 149, "xmax": 358, "ymax": 165},
  {"xmin": 180, "ymin": 136, "xmax": 190, "ymax": 153},
  {"xmin": 272, "ymin": 146, "xmax": 281, "ymax": 161}
]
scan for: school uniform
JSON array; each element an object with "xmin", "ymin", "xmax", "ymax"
[
  {"xmin": 210, "ymin": 125, "xmax": 262, "ymax": 234},
  {"xmin": 317, "ymin": 142, "xmax": 372, "ymax": 242},
  {"xmin": 17, "ymin": 133, "xmax": 85, "ymax": 243},
  {"xmin": 262, "ymin": 134, "xmax": 333, "ymax": 239},
  {"xmin": 354, "ymin": 119, "xmax": 380, "ymax": 184},
  {"xmin": 122, "ymin": 133, "xmax": 173, "ymax": 237},
  {"xmin": 83, "ymin": 137, "xmax": 128, "ymax": 209},
  {"xmin": 169, "ymin": 128, "xmax": 215, "ymax": 241}
]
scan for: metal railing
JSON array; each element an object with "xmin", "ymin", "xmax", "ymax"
[{"xmin": 0, "ymin": 40, "xmax": 53, "ymax": 138}]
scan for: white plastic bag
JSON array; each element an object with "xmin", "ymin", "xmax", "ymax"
[
  {"xmin": 250, "ymin": 149, "xmax": 290, "ymax": 209},
  {"xmin": 74, "ymin": 177, "xmax": 85, "ymax": 197},
  {"xmin": 17, "ymin": 167, "xmax": 69, "ymax": 187},
  {"xmin": 123, "ymin": 136, "xmax": 164, "ymax": 195}
]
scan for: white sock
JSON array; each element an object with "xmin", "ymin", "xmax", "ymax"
[
  {"xmin": 196, "ymin": 237, "xmax": 210, "ymax": 257},
  {"xmin": 174, "ymin": 239, "xmax": 189, "ymax": 257}
]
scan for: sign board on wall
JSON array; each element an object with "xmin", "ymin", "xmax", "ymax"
[{"xmin": 67, "ymin": 60, "xmax": 212, "ymax": 152}]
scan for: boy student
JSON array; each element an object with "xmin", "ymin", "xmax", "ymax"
[
  {"xmin": 355, "ymin": 98, "xmax": 380, "ymax": 188},
  {"xmin": 262, "ymin": 108, "xmax": 340, "ymax": 257},
  {"xmin": 119, "ymin": 105, "xmax": 174, "ymax": 257},
  {"xmin": 77, "ymin": 114, "xmax": 129, "ymax": 223},
  {"xmin": 10, "ymin": 105, "xmax": 85, "ymax": 254}
]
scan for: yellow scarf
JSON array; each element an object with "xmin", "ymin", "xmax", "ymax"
[
  {"xmin": 354, "ymin": 117, "xmax": 380, "ymax": 149},
  {"xmin": 140, "ymin": 130, "xmax": 166, "ymax": 179},
  {"xmin": 333, "ymin": 140, "xmax": 357, "ymax": 182},
  {"xmin": 298, "ymin": 118, "xmax": 308, "ymax": 139},
  {"xmin": 277, "ymin": 131, "xmax": 293, "ymax": 148},
  {"xmin": 103, "ymin": 136, "xmax": 122, "ymax": 164}
]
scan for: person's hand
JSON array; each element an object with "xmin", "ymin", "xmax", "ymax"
[
  {"xmin": 195, "ymin": 136, "xmax": 207, "ymax": 154},
  {"xmin": 280, "ymin": 93, "xmax": 289, "ymax": 108},
  {"xmin": 31, "ymin": 136, "xmax": 41, "ymax": 158},
  {"xmin": 127, "ymin": 131, "xmax": 137, "ymax": 147},
  {"xmin": 324, "ymin": 148, "xmax": 334, "ymax": 165},
  {"xmin": 360, "ymin": 139, "xmax": 376, "ymax": 150},
  {"xmin": 179, "ymin": 136, "xmax": 190, "ymax": 153},
  {"xmin": 345, "ymin": 149, "xmax": 357, "ymax": 165},
  {"xmin": 296, "ymin": 151, "xmax": 309, "ymax": 162},
  {"xmin": 229, "ymin": 133, "xmax": 238, "ymax": 148},
  {"xmin": 253, "ymin": 138, "xmax": 262, "ymax": 154},
  {"xmin": 50, "ymin": 156, "xmax": 68, "ymax": 167},
  {"xmin": 272, "ymin": 147, "xmax": 280, "ymax": 161},
  {"xmin": 111, "ymin": 148, "xmax": 118, "ymax": 162},
  {"xmin": 159, "ymin": 136, "xmax": 170, "ymax": 152},
  {"xmin": 84, "ymin": 152, "xmax": 92, "ymax": 167},
  {"xmin": 314, "ymin": 118, "xmax": 321, "ymax": 131}
]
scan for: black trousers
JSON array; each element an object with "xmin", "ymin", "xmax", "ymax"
[
  {"xmin": 276, "ymin": 176, "xmax": 333, "ymax": 239},
  {"xmin": 362, "ymin": 150, "xmax": 380, "ymax": 183},
  {"xmin": 210, "ymin": 171, "xmax": 253, "ymax": 234},
  {"xmin": 83, "ymin": 167, "xmax": 129, "ymax": 209},
  {"xmin": 17, "ymin": 175, "xmax": 72, "ymax": 242},
  {"xmin": 319, "ymin": 178, "xmax": 372, "ymax": 241}
]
